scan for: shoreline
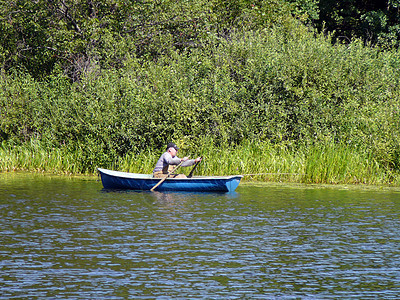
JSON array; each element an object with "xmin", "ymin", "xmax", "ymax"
[{"xmin": 2, "ymin": 169, "xmax": 400, "ymax": 191}]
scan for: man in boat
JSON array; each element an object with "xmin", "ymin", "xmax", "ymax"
[{"xmin": 153, "ymin": 142, "xmax": 202, "ymax": 178}]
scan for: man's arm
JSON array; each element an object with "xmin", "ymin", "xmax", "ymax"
[
  {"xmin": 180, "ymin": 159, "xmax": 196, "ymax": 167},
  {"xmin": 164, "ymin": 153, "xmax": 181, "ymax": 165}
]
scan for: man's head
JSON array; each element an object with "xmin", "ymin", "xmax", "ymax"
[{"xmin": 166, "ymin": 142, "xmax": 179, "ymax": 156}]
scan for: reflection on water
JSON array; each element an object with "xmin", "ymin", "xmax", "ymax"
[{"xmin": 1, "ymin": 173, "xmax": 400, "ymax": 298}]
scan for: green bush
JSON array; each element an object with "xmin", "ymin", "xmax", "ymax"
[{"xmin": 1, "ymin": 23, "xmax": 400, "ymax": 183}]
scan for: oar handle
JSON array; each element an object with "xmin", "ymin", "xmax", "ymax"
[{"xmin": 188, "ymin": 156, "xmax": 202, "ymax": 178}]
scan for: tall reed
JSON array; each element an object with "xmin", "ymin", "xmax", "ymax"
[
  {"xmin": 302, "ymin": 143, "xmax": 391, "ymax": 185},
  {"xmin": 111, "ymin": 140, "xmax": 399, "ymax": 186},
  {"xmin": 1, "ymin": 140, "xmax": 399, "ymax": 186},
  {"xmin": 0, "ymin": 141, "xmax": 85, "ymax": 174}
]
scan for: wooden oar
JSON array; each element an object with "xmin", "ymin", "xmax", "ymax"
[
  {"xmin": 150, "ymin": 160, "xmax": 184, "ymax": 191},
  {"xmin": 187, "ymin": 156, "xmax": 202, "ymax": 178}
]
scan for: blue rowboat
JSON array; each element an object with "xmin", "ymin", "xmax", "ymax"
[{"xmin": 98, "ymin": 168, "xmax": 243, "ymax": 192}]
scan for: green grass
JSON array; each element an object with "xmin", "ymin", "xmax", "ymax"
[
  {"xmin": 2, "ymin": 140, "xmax": 399, "ymax": 186},
  {"xmin": 0, "ymin": 142, "xmax": 79, "ymax": 174},
  {"xmin": 303, "ymin": 143, "xmax": 394, "ymax": 185}
]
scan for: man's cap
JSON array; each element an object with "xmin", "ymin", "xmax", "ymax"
[{"xmin": 166, "ymin": 142, "xmax": 179, "ymax": 151}]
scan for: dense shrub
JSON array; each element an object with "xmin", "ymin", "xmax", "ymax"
[{"xmin": 1, "ymin": 22, "xmax": 400, "ymax": 177}]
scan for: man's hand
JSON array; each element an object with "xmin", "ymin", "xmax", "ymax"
[{"xmin": 195, "ymin": 157, "xmax": 202, "ymax": 163}]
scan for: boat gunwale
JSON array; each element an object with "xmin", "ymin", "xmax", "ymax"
[{"xmin": 97, "ymin": 168, "xmax": 243, "ymax": 180}]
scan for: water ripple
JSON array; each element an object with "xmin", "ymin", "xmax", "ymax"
[{"xmin": 1, "ymin": 176, "xmax": 400, "ymax": 298}]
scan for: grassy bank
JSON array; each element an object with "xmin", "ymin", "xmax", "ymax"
[{"xmin": 1, "ymin": 140, "xmax": 398, "ymax": 186}]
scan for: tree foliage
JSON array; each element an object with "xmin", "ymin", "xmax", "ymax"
[
  {"xmin": 314, "ymin": 0, "xmax": 400, "ymax": 47},
  {"xmin": 2, "ymin": 25, "xmax": 400, "ymax": 171},
  {"xmin": 0, "ymin": 0, "xmax": 297, "ymax": 80},
  {"xmin": 1, "ymin": 0, "xmax": 400, "ymax": 174},
  {"xmin": 1, "ymin": 0, "xmax": 400, "ymax": 81}
]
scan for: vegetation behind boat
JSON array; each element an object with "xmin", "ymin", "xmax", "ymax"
[
  {"xmin": 1, "ymin": 139, "xmax": 399, "ymax": 186},
  {"xmin": 1, "ymin": 2, "xmax": 400, "ymax": 186}
]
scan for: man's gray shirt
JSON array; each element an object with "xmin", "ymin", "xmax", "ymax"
[{"xmin": 153, "ymin": 152, "xmax": 195, "ymax": 173}]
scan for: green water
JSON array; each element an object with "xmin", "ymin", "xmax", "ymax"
[{"xmin": 1, "ymin": 173, "xmax": 400, "ymax": 298}]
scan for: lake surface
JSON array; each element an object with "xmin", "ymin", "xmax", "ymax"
[{"xmin": 1, "ymin": 173, "xmax": 400, "ymax": 299}]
